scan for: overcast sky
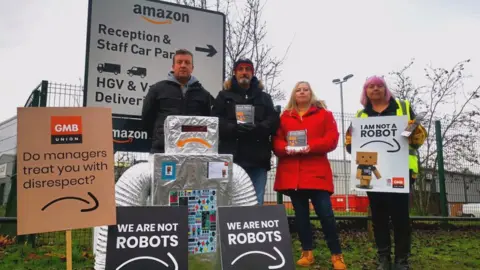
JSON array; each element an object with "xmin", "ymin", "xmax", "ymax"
[{"xmin": 1, "ymin": 0, "xmax": 480, "ymax": 122}]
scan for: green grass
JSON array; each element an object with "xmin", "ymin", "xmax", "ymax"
[
  {"xmin": 290, "ymin": 228, "xmax": 480, "ymax": 270},
  {"xmin": 284, "ymin": 210, "xmax": 369, "ymax": 217},
  {"xmin": 0, "ymin": 228, "xmax": 479, "ymax": 269},
  {"xmin": 0, "ymin": 240, "xmax": 93, "ymax": 270}
]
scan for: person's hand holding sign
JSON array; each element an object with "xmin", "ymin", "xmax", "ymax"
[
  {"xmin": 285, "ymin": 145, "xmax": 310, "ymax": 155},
  {"xmin": 405, "ymin": 112, "xmax": 428, "ymax": 149},
  {"xmin": 403, "ymin": 111, "xmax": 428, "ymax": 149},
  {"xmin": 237, "ymin": 123, "xmax": 255, "ymax": 133},
  {"xmin": 408, "ymin": 122, "xmax": 427, "ymax": 148},
  {"xmin": 299, "ymin": 145, "xmax": 310, "ymax": 154}
]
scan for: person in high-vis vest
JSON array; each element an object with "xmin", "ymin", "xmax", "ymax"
[{"xmin": 345, "ymin": 76, "xmax": 427, "ymax": 270}]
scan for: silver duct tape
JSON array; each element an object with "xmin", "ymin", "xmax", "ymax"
[
  {"xmin": 93, "ymin": 161, "xmax": 258, "ymax": 270},
  {"xmin": 164, "ymin": 115, "xmax": 219, "ymax": 154}
]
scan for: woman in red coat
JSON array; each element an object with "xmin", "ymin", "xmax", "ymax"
[{"xmin": 273, "ymin": 81, "xmax": 346, "ymax": 269}]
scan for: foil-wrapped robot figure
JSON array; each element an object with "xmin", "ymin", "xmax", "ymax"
[{"xmin": 93, "ymin": 116, "xmax": 258, "ymax": 270}]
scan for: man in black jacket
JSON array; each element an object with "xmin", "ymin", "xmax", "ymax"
[
  {"xmin": 212, "ymin": 58, "xmax": 279, "ymax": 205},
  {"xmin": 141, "ymin": 49, "xmax": 213, "ymax": 153}
]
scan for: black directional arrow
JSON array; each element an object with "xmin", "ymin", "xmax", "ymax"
[
  {"xmin": 41, "ymin": 192, "xmax": 99, "ymax": 212},
  {"xmin": 195, "ymin": 44, "xmax": 217, "ymax": 57},
  {"xmin": 360, "ymin": 138, "xmax": 401, "ymax": 153}
]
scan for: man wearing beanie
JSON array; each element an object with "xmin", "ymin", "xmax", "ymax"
[{"xmin": 212, "ymin": 58, "xmax": 279, "ymax": 205}]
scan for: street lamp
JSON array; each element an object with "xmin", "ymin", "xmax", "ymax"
[{"xmin": 332, "ymin": 74, "xmax": 354, "ymax": 212}]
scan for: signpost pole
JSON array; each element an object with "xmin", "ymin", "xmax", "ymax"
[
  {"xmin": 338, "ymin": 82, "xmax": 350, "ymax": 212},
  {"xmin": 332, "ymin": 74, "xmax": 354, "ymax": 212},
  {"xmin": 66, "ymin": 230, "xmax": 72, "ymax": 270}
]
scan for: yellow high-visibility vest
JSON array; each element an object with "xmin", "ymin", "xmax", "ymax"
[{"xmin": 355, "ymin": 99, "xmax": 418, "ymax": 174}]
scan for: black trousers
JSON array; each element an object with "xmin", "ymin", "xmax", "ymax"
[
  {"xmin": 289, "ymin": 190, "xmax": 342, "ymax": 254},
  {"xmin": 367, "ymin": 191, "xmax": 411, "ymax": 259}
]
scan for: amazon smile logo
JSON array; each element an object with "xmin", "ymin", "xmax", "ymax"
[
  {"xmin": 133, "ymin": 3, "xmax": 190, "ymax": 25},
  {"xmin": 176, "ymin": 138, "xmax": 211, "ymax": 148}
]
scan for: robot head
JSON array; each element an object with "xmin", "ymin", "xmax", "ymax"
[{"xmin": 356, "ymin": 151, "xmax": 378, "ymax": 166}]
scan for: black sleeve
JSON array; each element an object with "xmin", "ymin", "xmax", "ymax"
[
  {"xmin": 409, "ymin": 103, "xmax": 416, "ymax": 120},
  {"xmin": 254, "ymin": 94, "xmax": 280, "ymax": 137},
  {"xmin": 141, "ymin": 84, "xmax": 158, "ymax": 138},
  {"xmin": 211, "ymin": 91, "xmax": 237, "ymax": 138},
  {"xmin": 209, "ymin": 93, "xmax": 215, "ymax": 105},
  {"xmin": 199, "ymin": 86, "xmax": 214, "ymax": 116},
  {"xmin": 206, "ymin": 92, "xmax": 215, "ymax": 116}
]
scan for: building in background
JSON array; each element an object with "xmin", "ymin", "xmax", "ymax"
[
  {"xmin": 0, "ymin": 154, "xmax": 15, "ymax": 206},
  {"xmin": 0, "ymin": 116, "xmax": 17, "ymax": 206}
]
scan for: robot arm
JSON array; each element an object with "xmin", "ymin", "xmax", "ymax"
[{"xmin": 373, "ymin": 167, "xmax": 382, "ymax": 179}]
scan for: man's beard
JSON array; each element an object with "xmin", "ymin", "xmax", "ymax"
[{"xmin": 238, "ymin": 77, "xmax": 251, "ymax": 85}]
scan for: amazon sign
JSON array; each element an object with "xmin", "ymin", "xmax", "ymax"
[
  {"xmin": 133, "ymin": 4, "xmax": 190, "ymax": 25},
  {"xmin": 112, "ymin": 117, "xmax": 151, "ymax": 153}
]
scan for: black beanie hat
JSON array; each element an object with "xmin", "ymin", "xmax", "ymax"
[{"xmin": 233, "ymin": 58, "xmax": 254, "ymax": 74}]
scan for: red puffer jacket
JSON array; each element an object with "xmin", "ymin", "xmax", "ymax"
[{"xmin": 273, "ymin": 105, "xmax": 339, "ymax": 194}]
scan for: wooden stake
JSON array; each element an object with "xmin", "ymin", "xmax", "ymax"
[{"xmin": 66, "ymin": 230, "xmax": 72, "ymax": 270}]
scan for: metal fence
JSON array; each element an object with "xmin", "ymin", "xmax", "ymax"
[{"xmin": 0, "ymin": 80, "xmax": 479, "ymax": 268}]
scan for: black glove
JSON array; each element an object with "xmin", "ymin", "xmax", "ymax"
[{"xmin": 237, "ymin": 123, "xmax": 256, "ymax": 133}]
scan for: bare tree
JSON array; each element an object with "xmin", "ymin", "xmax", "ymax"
[
  {"xmin": 170, "ymin": 0, "xmax": 290, "ymax": 101},
  {"xmin": 389, "ymin": 59, "xmax": 480, "ymax": 214},
  {"xmin": 173, "ymin": 0, "xmax": 217, "ymax": 10}
]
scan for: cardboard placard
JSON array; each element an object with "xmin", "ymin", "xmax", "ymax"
[
  {"xmin": 16, "ymin": 107, "xmax": 116, "ymax": 235},
  {"xmin": 105, "ymin": 206, "xmax": 188, "ymax": 270},
  {"xmin": 218, "ymin": 205, "xmax": 295, "ymax": 270},
  {"xmin": 350, "ymin": 115, "xmax": 410, "ymax": 193}
]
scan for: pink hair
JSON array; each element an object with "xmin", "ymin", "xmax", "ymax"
[{"xmin": 360, "ymin": 76, "xmax": 394, "ymax": 107}]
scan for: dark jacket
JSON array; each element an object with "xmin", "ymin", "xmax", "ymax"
[
  {"xmin": 211, "ymin": 76, "xmax": 280, "ymax": 170},
  {"xmin": 141, "ymin": 72, "xmax": 213, "ymax": 153}
]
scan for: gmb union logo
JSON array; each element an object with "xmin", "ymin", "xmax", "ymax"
[
  {"xmin": 133, "ymin": 3, "xmax": 190, "ymax": 25},
  {"xmin": 50, "ymin": 116, "xmax": 83, "ymax": 145}
]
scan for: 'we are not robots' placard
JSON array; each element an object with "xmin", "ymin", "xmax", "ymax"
[
  {"xmin": 218, "ymin": 204, "xmax": 295, "ymax": 270},
  {"xmin": 105, "ymin": 206, "xmax": 188, "ymax": 270}
]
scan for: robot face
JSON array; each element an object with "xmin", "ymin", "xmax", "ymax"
[
  {"xmin": 356, "ymin": 151, "xmax": 378, "ymax": 166},
  {"xmin": 164, "ymin": 116, "xmax": 219, "ymax": 154}
]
